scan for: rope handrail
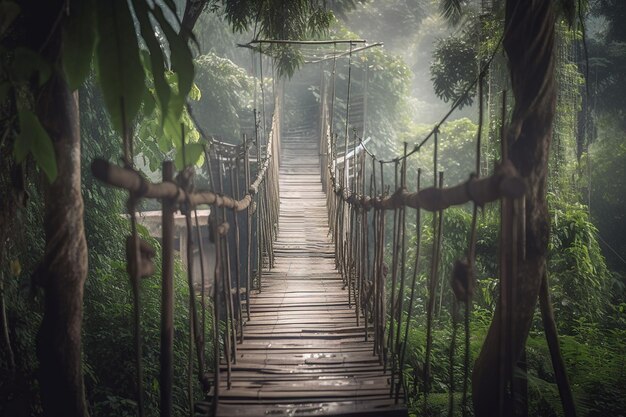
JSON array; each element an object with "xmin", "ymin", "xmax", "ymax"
[
  {"xmin": 93, "ymin": 98, "xmax": 280, "ymax": 213},
  {"xmin": 325, "ymin": 143, "xmax": 524, "ymax": 212},
  {"xmin": 186, "ymin": 101, "xmax": 269, "ymax": 161},
  {"xmin": 324, "ymin": 122, "xmax": 524, "ymax": 212},
  {"xmin": 91, "ymin": 158, "xmax": 254, "ymax": 211}
]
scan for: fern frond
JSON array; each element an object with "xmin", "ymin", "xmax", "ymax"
[{"xmin": 440, "ymin": 0, "xmax": 463, "ymax": 26}]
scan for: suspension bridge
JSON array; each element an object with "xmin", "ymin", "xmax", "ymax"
[
  {"xmin": 189, "ymin": 97, "xmax": 405, "ymax": 417},
  {"xmin": 90, "ymin": 37, "xmax": 571, "ymax": 417}
]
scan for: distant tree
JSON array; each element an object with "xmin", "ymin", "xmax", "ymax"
[
  {"xmin": 588, "ymin": 0, "xmax": 626, "ymax": 125},
  {"xmin": 191, "ymin": 53, "xmax": 254, "ymax": 142},
  {"xmin": 430, "ymin": 35, "xmax": 477, "ymax": 108}
]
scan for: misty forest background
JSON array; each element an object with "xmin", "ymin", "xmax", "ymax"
[{"xmin": 1, "ymin": 0, "xmax": 626, "ymax": 416}]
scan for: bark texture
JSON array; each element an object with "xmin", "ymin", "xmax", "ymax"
[
  {"xmin": 472, "ymin": 1, "xmax": 557, "ymax": 416},
  {"xmin": 35, "ymin": 27, "xmax": 90, "ymax": 417}
]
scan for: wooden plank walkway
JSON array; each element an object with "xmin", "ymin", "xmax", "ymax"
[{"xmin": 200, "ymin": 126, "xmax": 407, "ymax": 417}]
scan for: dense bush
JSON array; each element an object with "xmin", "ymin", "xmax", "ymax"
[{"xmin": 398, "ymin": 194, "xmax": 622, "ymax": 416}]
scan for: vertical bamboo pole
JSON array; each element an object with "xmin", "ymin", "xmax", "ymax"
[
  {"xmin": 244, "ymin": 142, "xmax": 252, "ymax": 320},
  {"xmin": 160, "ymin": 161, "xmax": 174, "ymax": 417},
  {"xmin": 232, "ymin": 162, "xmax": 243, "ymax": 342},
  {"xmin": 212, "ymin": 222, "xmax": 221, "ymax": 415}
]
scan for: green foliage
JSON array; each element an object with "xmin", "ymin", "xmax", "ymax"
[
  {"xmin": 328, "ymin": 23, "xmax": 412, "ymax": 156},
  {"xmin": 82, "ymin": 228, "xmax": 201, "ymax": 417},
  {"xmin": 399, "ymin": 195, "xmax": 618, "ymax": 415},
  {"xmin": 548, "ymin": 195, "xmax": 610, "ymax": 329},
  {"xmin": 13, "ymin": 109, "xmax": 57, "ymax": 182},
  {"xmin": 1, "ymin": 72, "xmax": 213, "ymax": 416},
  {"xmin": 136, "ymin": 72, "xmax": 203, "ymax": 172},
  {"xmin": 430, "ymin": 35, "xmax": 477, "ymax": 109},
  {"xmin": 440, "ymin": 0, "xmax": 463, "ymax": 26},
  {"xmin": 79, "ymin": 77, "xmax": 202, "ymax": 415},
  {"xmin": 1, "ymin": 0, "xmax": 196, "ymax": 188},
  {"xmin": 362, "ymin": 48, "xmax": 412, "ymax": 152},
  {"xmin": 8, "ymin": 47, "xmax": 51, "ymax": 87},
  {"xmin": 0, "ymin": 1, "xmax": 20, "ymax": 37},
  {"xmin": 267, "ymin": 44, "xmax": 306, "ymax": 79},
  {"xmin": 132, "ymin": 0, "xmax": 171, "ymax": 123},
  {"xmin": 192, "ymin": 6, "xmax": 251, "ymax": 64},
  {"xmin": 549, "ymin": 24, "xmax": 584, "ymax": 193},
  {"xmin": 0, "ymin": 185, "xmax": 45, "ymax": 416},
  {"xmin": 342, "ymin": 1, "xmax": 426, "ymax": 51},
  {"xmin": 589, "ymin": 0, "xmax": 626, "ymax": 126},
  {"xmin": 524, "ymin": 323, "xmax": 626, "ymax": 416},
  {"xmin": 191, "ymin": 53, "xmax": 255, "ymax": 143},
  {"xmin": 0, "ymin": 44, "xmax": 56, "ymax": 183},
  {"xmin": 95, "ymin": 0, "xmax": 144, "ymax": 135},
  {"xmin": 586, "ymin": 115, "xmax": 626, "ymax": 281},
  {"xmin": 92, "ymin": 0, "xmax": 196, "ymax": 138},
  {"xmin": 220, "ymin": 0, "xmax": 342, "ymax": 77},
  {"xmin": 439, "ymin": 206, "xmax": 472, "ymax": 278},
  {"xmin": 62, "ymin": 0, "xmax": 96, "ymax": 90},
  {"xmin": 402, "ymin": 118, "xmax": 484, "ymax": 189},
  {"xmin": 222, "ymin": 0, "xmax": 333, "ymax": 39}
]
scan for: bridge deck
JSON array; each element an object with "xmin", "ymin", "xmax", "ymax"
[{"xmin": 202, "ymin": 127, "xmax": 407, "ymax": 416}]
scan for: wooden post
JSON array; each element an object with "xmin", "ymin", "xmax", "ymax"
[
  {"xmin": 160, "ymin": 161, "xmax": 174, "ymax": 417},
  {"xmin": 245, "ymin": 142, "xmax": 252, "ymax": 320}
]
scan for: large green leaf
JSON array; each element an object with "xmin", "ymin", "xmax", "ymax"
[
  {"xmin": 142, "ymin": 84, "xmax": 156, "ymax": 117},
  {"xmin": 95, "ymin": 0, "xmax": 145, "ymax": 135},
  {"xmin": 151, "ymin": 4, "xmax": 194, "ymax": 115},
  {"xmin": 11, "ymin": 47, "xmax": 51, "ymax": 86},
  {"xmin": 62, "ymin": 0, "xmax": 96, "ymax": 90},
  {"xmin": 162, "ymin": 93, "xmax": 185, "ymax": 146},
  {"xmin": 132, "ymin": 0, "xmax": 171, "ymax": 123},
  {"xmin": 175, "ymin": 142, "xmax": 204, "ymax": 170},
  {"xmin": 14, "ymin": 109, "xmax": 57, "ymax": 182}
]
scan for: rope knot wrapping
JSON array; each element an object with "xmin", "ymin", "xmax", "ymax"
[
  {"xmin": 124, "ymin": 167, "xmax": 150, "ymax": 214},
  {"xmin": 465, "ymin": 173, "xmax": 481, "ymax": 207},
  {"xmin": 360, "ymin": 196, "xmax": 372, "ymax": 211},
  {"xmin": 176, "ymin": 168, "xmax": 195, "ymax": 215}
]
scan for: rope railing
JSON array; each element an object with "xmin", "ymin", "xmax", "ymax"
[
  {"xmin": 92, "ymin": 92, "xmax": 282, "ymax": 416},
  {"xmin": 317, "ymin": 49, "xmax": 528, "ymax": 412},
  {"xmin": 315, "ymin": 9, "xmax": 576, "ymax": 412}
]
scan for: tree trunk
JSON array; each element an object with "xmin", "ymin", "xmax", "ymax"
[
  {"xmin": 35, "ymin": 27, "xmax": 90, "ymax": 417},
  {"xmin": 472, "ymin": 1, "xmax": 557, "ymax": 416}
]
